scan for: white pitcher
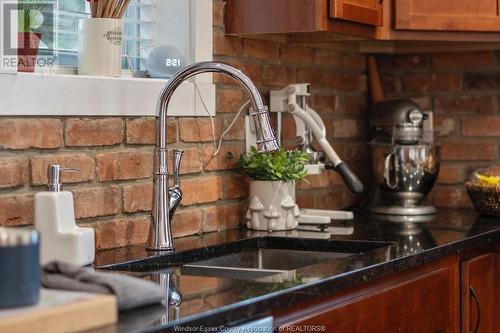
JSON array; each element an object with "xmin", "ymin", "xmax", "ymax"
[{"xmin": 78, "ymin": 18, "xmax": 123, "ymax": 77}]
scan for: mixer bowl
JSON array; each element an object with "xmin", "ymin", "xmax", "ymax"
[{"xmin": 370, "ymin": 142, "xmax": 440, "ymax": 214}]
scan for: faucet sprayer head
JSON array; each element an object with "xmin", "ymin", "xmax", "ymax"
[{"xmin": 249, "ymin": 106, "xmax": 280, "ymax": 153}]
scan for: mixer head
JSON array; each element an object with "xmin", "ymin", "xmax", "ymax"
[{"xmin": 369, "ymin": 99, "xmax": 429, "ymax": 144}]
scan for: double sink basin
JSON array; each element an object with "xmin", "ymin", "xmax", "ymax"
[{"xmin": 102, "ymin": 237, "xmax": 392, "ymax": 283}]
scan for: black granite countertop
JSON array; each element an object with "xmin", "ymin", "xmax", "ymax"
[{"xmin": 93, "ymin": 209, "xmax": 500, "ymax": 333}]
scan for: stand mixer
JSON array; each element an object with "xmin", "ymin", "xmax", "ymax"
[{"xmin": 368, "ymin": 99, "xmax": 440, "ymax": 216}]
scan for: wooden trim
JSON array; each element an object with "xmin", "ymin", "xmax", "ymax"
[
  {"xmin": 331, "ymin": 0, "xmax": 383, "ymax": 26},
  {"xmin": 496, "ymin": 252, "xmax": 500, "ymax": 332},
  {"xmin": 343, "ymin": 3, "xmax": 382, "ymax": 26}
]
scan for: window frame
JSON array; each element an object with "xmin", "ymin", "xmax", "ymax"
[{"xmin": 0, "ymin": 0, "xmax": 214, "ymax": 117}]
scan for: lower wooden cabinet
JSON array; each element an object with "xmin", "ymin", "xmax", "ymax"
[
  {"xmin": 461, "ymin": 253, "xmax": 500, "ymax": 333},
  {"xmin": 274, "ymin": 251, "xmax": 500, "ymax": 332},
  {"xmin": 274, "ymin": 257, "xmax": 460, "ymax": 333}
]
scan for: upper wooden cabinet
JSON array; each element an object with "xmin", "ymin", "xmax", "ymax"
[
  {"xmin": 225, "ymin": 0, "xmax": 376, "ymax": 39},
  {"xmin": 395, "ymin": 0, "xmax": 500, "ymax": 32},
  {"xmin": 331, "ymin": 0, "xmax": 383, "ymax": 26},
  {"xmin": 225, "ymin": 0, "xmax": 500, "ymax": 44}
]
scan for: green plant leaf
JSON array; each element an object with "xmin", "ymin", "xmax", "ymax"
[
  {"xmin": 18, "ymin": 0, "xmax": 55, "ymax": 47},
  {"xmin": 237, "ymin": 147, "xmax": 309, "ymax": 181}
]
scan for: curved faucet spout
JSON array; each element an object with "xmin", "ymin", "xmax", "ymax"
[
  {"xmin": 157, "ymin": 62, "xmax": 268, "ymax": 148},
  {"xmin": 148, "ymin": 61, "xmax": 280, "ymax": 251}
]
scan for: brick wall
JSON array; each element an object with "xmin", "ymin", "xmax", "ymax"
[
  {"xmin": 376, "ymin": 51, "xmax": 500, "ymax": 209},
  {"xmin": 0, "ymin": 0, "xmax": 369, "ymax": 249}
]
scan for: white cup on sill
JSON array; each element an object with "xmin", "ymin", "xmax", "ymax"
[{"xmin": 78, "ymin": 18, "xmax": 123, "ymax": 77}]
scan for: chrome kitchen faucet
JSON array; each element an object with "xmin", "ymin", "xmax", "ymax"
[{"xmin": 148, "ymin": 61, "xmax": 280, "ymax": 251}]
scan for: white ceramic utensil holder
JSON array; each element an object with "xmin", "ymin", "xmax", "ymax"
[
  {"xmin": 78, "ymin": 18, "xmax": 122, "ymax": 77},
  {"xmin": 246, "ymin": 181, "xmax": 300, "ymax": 231}
]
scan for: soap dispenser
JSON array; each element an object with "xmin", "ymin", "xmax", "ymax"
[{"xmin": 35, "ymin": 164, "xmax": 95, "ymax": 266}]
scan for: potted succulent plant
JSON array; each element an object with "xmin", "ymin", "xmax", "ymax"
[
  {"xmin": 237, "ymin": 147, "xmax": 308, "ymax": 231},
  {"xmin": 17, "ymin": 0, "xmax": 53, "ymax": 72}
]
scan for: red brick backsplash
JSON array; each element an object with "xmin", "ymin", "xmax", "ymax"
[
  {"xmin": 0, "ymin": 118, "xmax": 62, "ymax": 149},
  {"xmin": 0, "ymin": 194, "xmax": 33, "ymax": 226},
  {"xmin": 376, "ymin": 50, "xmax": 500, "ymax": 209},
  {"xmin": 65, "ymin": 118, "xmax": 123, "ymax": 147},
  {"xmin": 73, "ymin": 186, "xmax": 121, "ymax": 219},
  {"xmin": 96, "ymin": 150, "xmax": 154, "ymax": 181},
  {"xmin": 0, "ymin": 157, "xmax": 28, "ymax": 189}
]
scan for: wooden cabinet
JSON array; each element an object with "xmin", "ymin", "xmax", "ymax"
[
  {"xmin": 461, "ymin": 253, "xmax": 500, "ymax": 333},
  {"xmin": 273, "ymin": 257, "xmax": 460, "ymax": 333},
  {"xmin": 225, "ymin": 0, "xmax": 500, "ymax": 45},
  {"xmin": 395, "ymin": 0, "xmax": 500, "ymax": 32},
  {"xmin": 330, "ymin": 0, "xmax": 383, "ymax": 26},
  {"xmin": 225, "ymin": 0, "xmax": 377, "ymax": 39},
  {"xmin": 273, "ymin": 250, "xmax": 500, "ymax": 332}
]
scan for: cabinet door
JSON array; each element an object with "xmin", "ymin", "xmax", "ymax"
[
  {"xmin": 278, "ymin": 267, "xmax": 459, "ymax": 333},
  {"xmin": 330, "ymin": 0, "xmax": 383, "ymax": 26},
  {"xmin": 461, "ymin": 253, "xmax": 498, "ymax": 333},
  {"xmin": 395, "ymin": 0, "xmax": 500, "ymax": 32}
]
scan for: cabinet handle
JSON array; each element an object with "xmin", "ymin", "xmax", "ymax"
[{"xmin": 470, "ymin": 286, "xmax": 480, "ymax": 333}]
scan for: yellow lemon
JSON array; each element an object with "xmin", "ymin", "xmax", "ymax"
[{"xmin": 477, "ymin": 173, "xmax": 500, "ymax": 186}]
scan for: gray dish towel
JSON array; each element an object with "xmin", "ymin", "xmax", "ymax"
[{"xmin": 42, "ymin": 262, "xmax": 165, "ymax": 311}]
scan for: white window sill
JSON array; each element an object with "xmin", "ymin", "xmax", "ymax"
[
  {"xmin": 0, "ymin": 72, "xmax": 215, "ymax": 117},
  {"xmin": 0, "ymin": 0, "xmax": 214, "ymax": 117}
]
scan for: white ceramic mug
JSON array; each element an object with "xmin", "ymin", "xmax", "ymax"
[{"xmin": 78, "ymin": 18, "xmax": 123, "ymax": 77}]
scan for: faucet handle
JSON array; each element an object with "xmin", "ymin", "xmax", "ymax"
[
  {"xmin": 169, "ymin": 149, "xmax": 184, "ymax": 221},
  {"xmin": 172, "ymin": 149, "xmax": 183, "ymax": 187}
]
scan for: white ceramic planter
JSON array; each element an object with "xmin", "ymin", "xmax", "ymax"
[
  {"xmin": 78, "ymin": 18, "xmax": 123, "ymax": 77},
  {"xmin": 246, "ymin": 180, "xmax": 300, "ymax": 231}
]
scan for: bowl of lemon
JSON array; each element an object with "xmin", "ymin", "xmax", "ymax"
[{"xmin": 466, "ymin": 166, "xmax": 500, "ymax": 217}]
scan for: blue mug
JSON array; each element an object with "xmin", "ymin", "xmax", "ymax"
[{"xmin": 0, "ymin": 228, "xmax": 40, "ymax": 308}]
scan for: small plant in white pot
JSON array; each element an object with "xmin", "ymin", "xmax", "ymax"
[{"xmin": 238, "ymin": 147, "xmax": 308, "ymax": 231}]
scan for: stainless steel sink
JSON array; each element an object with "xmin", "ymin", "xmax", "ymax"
[
  {"xmin": 181, "ymin": 248, "xmax": 353, "ymax": 283},
  {"xmin": 102, "ymin": 237, "xmax": 392, "ymax": 279}
]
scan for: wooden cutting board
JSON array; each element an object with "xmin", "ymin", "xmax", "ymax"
[{"xmin": 0, "ymin": 289, "xmax": 117, "ymax": 333}]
